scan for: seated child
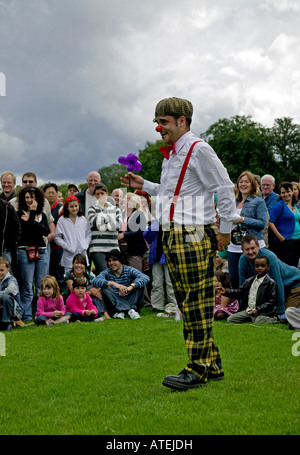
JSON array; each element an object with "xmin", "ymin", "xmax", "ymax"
[
  {"xmin": 219, "ymin": 256, "xmax": 278, "ymax": 324},
  {"xmin": 62, "ymin": 253, "xmax": 110, "ymax": 319},
  {"xmin": 216, "ymin": 251, "xmax": 229, "ymax": 275},
  {"xmin": 214, "ymin": 271, "xmax": 239, "ymax": 320},
  {"xmin": 35, "ymin": 275, "xmax": 70, "ymax": 325},
  {"xmin": 0, "ymin": 257, "xmax": 24, "ymax": 331},
  {"xmin": 65, "ymin": 277, "xmax": 102, "ymax": 322}
]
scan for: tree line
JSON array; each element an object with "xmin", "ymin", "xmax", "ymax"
[
  {"xmin": 97, "ymin": 115, "xmax": 300, "ymax": 192},
  {"xmin": 30, "ymin": 115, "xmax": 299, "ymax": 197}
]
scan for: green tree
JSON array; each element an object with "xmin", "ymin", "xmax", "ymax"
[
  {"xmin": 138, "ymin": 140, "xmax": 164, "ymax": 183},
  {"xmin": 270, "ymin": 117, "xmax": 300, "ymax": 181},
  {"xmin": 201, "ymin": 115, "xmax": 279, "ymax": 183},
  {"xmin": 97, "ymin": 163, "xmax": 126, "ymax": 193}
]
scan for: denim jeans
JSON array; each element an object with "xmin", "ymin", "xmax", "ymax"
[
  {"xmin": 227, "ymin": 251, "xmax": 243, "ymax": 289},
  {"xmin": 2, "ymin": 250, "xmax": 12, "ymax": 271},
  {"xmin": 101, "ymin": 287, "xmax": 144, "ymax": 314},
  {"xmin": 90, "ymin": 252, "xmax": 107, "ymax": 276},
  {"xmin": 0, "ymin": 294, "xmax": 15, "ymax": 323},
  {"xmin": 17, "ymin": 248, "xmax": 49, "ymax": 320}
]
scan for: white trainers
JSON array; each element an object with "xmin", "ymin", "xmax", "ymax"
[
  {"xmin": 157, "ymin": 312, "xmax": 174, "ymax": 318},
  {"xmin": 174, "ymin": 309, "xmax": 182, "ymax": 321},
  {"xmin": 128, "ymin": 309, "xmax": 140, "ymax": 319},
  {"xmin": 113, "ymin": 312, "xmax": 125, "ymax": 319}
]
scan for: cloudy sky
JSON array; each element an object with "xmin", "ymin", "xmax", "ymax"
[{"xmin": 0, "ymin": 0, "xmax": 299, "ymax": 186}]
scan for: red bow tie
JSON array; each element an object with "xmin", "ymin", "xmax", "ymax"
[{"xmin": 159, "ymin": 143, "xmax": 176, "ymax": 160}]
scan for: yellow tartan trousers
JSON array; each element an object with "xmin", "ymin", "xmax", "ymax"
[{"xmin": 162, "ymin": 224, "xmax": 223, "ymax": 381}]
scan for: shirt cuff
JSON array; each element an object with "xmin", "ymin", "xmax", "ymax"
[
  {"xmin": 142, "ymin": 180, "xmax": 157, "ymax": 195},
  {"xmin": 219, "ymin": 220, "xmax": 233, "ymax": 234}
]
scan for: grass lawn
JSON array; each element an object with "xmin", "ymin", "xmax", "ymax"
[{"xmin": 0, "ymin": 307, "xmax": 299, "ymax": 436}]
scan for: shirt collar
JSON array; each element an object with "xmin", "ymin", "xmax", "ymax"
[
  {"xmin": 254, "ymin": 275, "xmax": 266, "ymax": 284},
  {"xmin": 174, "ymin": 131, "xmax": 192, "ymax": 154}
]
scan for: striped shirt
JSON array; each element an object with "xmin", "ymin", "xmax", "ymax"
[
  {"xmin": 92, "ymin": 265, "xmax": 150, "ymax": 294},
  {"xmin": 88, "ymin": 201, "xmax": 123, "ymax": 253}
]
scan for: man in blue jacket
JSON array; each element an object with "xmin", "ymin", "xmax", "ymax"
[{"xmin": 239, "ymin": 234, "xmax": 300, "ymax": 314}]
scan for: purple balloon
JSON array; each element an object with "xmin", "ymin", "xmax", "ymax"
[{"xmin": 118, "ymin": 153, "xmax": 142, "ymax": 172}]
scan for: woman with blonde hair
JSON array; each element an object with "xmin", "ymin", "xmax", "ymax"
[
  {"xmin": 118, "ymin": 193, "xmax": 147, "ymax": 267},
  {"xmin": 227, "ymin": 171, "xmax": 268, "ymax": 288}
]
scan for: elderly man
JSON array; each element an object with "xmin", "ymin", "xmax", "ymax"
[
  {"xmin": 121, "ymin": 97, "xmax": 237, "ymax": 390},
  {"xmin": 76, "ymin": 171, "xmax": 115, "ymax": 217},
  {"xmin": 111, "ymin": 188, "xmax": 124, "ymax": 209},
  {"xmin": 76, "ymin": 171, "xmax": 101, "ymax": 218},
  {"xmin": 239, "ymin": 234, "xmax": 300, "ymax": 315},
  {"xmin": 0, "ymin": 171, "xmax": 17, "ymax": 202},
  {"xmin": 261, "ymin": 174, "xmax": 279, "ymax": 213}
]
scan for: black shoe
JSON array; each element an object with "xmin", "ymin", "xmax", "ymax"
[
  {"xmin": 207, "ymin": 371, "xmax": 224, "ymax": 381},
  {"xmin": 162, "ymin": 369, "xmax": 206, "ymax": 391},
  {"xmin": 2, "ymin": 323, "xmax": 14, "ymax": 332}
]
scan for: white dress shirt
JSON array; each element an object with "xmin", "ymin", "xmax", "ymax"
[
  {"xmin": 142, "ymin": 131, "xmax": 237, "ymax": 233},
  {"xmin": 247, "ymin": 275, "xmax": 265, "ymax": 311}
]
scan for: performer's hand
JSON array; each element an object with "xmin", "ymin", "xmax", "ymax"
[
  {"xmin": 216, "ymin": 233, "xmax": 231, "ymax": 251},
  {"xmin": 120, "ymin": 172, "xmax": 144, "ymax": 189}
]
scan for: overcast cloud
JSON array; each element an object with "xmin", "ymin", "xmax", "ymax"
[{"xmin": 0, "ymin": 0, "xmax": 299, "ymax": 186}]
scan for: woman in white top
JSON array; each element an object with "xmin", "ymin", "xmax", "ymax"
[
  {"xmin": 227, "ymin": 171, "xmax": 267, "ymax": 288},
  {"xmin": 55, "ymin": 196, "xmax": 91, "ymax": 274}
]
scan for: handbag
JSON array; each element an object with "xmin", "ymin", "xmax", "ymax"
[
  {"xmin": 231, "ymin": 224, "xmax": 249, "ymax": 245},
  {"xmin": 25, "ymin": 246, "xmax": 40, "ymax": 262}
]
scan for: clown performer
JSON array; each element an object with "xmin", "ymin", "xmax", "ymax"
[{"xmin": 121, "ymin": 97, "xmax": 237, "ymax": 391}]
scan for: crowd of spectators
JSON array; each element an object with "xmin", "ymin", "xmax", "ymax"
[{"xmin": 0, "ymin": 168, "xmax": 300, "ymax": 331}]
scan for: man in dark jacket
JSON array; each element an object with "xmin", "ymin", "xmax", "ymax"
[
  {"xmin": 218, "ymin": 255, "xmax": 278, "ymax": 324},
  {"xmin": 0, "ymin": 199, "xmax": 21, "ymax": 270}
]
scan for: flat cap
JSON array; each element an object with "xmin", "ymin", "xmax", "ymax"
[{"xmin": 153, "ymin": 97, "xmax": 193, "ymax": 122}]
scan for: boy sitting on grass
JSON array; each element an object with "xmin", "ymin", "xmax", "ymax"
[{"xmin": 217, "ymin": 256, "xmax": 278, "ymax": 324}]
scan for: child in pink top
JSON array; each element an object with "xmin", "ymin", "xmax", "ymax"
[
  {"xmin": 66, "ymin": 277, "xmax": 102, "ymax": 322},
  {"xmin": 35, "ymin": 275, "xmax": 70, "ymax": 325},
  {"xmin": 214, "ymin": 271, "xmax": 239, "ymax": 320}
]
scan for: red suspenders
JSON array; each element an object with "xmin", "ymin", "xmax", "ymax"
[{"xmin": 169, "ymin": 141, "xmax": 202, "ymax": 222}]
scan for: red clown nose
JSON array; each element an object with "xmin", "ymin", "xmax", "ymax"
[{"xmin": 155, "ymin": 125, "xmax": 162, "ymax": 132}]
